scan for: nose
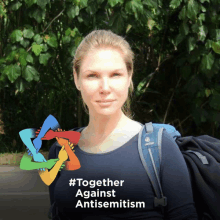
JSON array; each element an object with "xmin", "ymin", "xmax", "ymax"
[{"xmin": 99, "ymin": 77, "xmax": 111, "ymax": 92}]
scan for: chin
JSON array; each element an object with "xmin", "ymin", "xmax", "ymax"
[{"xmin": 90, "ymin": 108, "xmax": 120, "ymax": 116}]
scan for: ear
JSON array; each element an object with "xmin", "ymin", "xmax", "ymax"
[
  {"xmin": 73, "ymin": 70, "xmax": 80, "ymax": 90},
  {"xmin": 128, "ymin": 74, "xmax": 132, "ymax": 88}
]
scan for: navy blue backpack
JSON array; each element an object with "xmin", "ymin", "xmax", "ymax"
[{"xmin": 138, "ymin": 122, "xmax": 220, "ymax": 220}]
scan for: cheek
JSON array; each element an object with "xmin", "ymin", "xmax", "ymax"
[
  {"xmin": 82, "ymin": 81, "xmax": 98, "ymax": 90},
  {"xmin": 81, "ymin": 79, "xmax": 129, "ymax": 96},
  {"xmin": 115, "ymin": 80, "xmax": 129, "ymax": 94},
  {"xmin": 80, "ymin": 82, "xmax": 97, "ymax": 102}
]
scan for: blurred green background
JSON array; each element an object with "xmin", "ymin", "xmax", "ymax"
[{"xmin": 0, "ymin": 0, "xmax": 220, "ymax": 153}]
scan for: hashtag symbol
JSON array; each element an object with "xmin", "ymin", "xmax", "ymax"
[{"xmin": 69, "ymin": 178, "xmax": 76, "ymax": 186}]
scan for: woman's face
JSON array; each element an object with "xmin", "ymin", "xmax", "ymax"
[{"xmin": 73, "ymin": 48, "xmax": 132, "ymax": 116}]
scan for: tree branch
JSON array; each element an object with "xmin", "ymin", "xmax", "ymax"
[
  {"xmin": 27, "ymin": 9, "xmax": 64, "ymax": 52},
  {"xmin": 163, "ymin": 75, "xmax": 181, "ymax": 123}
]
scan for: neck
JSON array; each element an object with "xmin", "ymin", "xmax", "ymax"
[{"xmin": 84, "ymin": 110, "xmax": 130, "ymax": 140}]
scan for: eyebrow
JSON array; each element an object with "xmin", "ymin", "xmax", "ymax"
[{"xmin": 84, "ymin": 69, "xmax": 125, "ymax": 73}]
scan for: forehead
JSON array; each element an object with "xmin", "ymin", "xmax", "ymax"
[{"xmin": 80, "ymin": 49, "xmax": 127, "ymax": 73}]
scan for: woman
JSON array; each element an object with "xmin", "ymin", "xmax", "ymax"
[{"xmin": 48, "ymin": 29, "xmax": 198, "ymax": 219}]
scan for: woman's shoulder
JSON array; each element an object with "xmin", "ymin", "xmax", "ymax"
[{"xmin": 123, "ymin": 119, "xmax": 143, "ymax": 134}]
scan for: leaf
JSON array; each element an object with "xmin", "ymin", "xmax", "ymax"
[
  {"xmin": 3, "ymin": 64, "xmax": 21, "ymax": 83},
  {"xmin": 67, "ymin": 6, "xmax": 79, "ymax": 19},
  {"xmin": 216, "ymin": 29, "xmax": 220, "ymax": 41},
  {"xmin": 75, "ymin": 5, "xmax": 79, "ymax": 16},
  {"xmin": 188, "ymin": 37, "xmax": 196, "ymax": 53},
  {"xmin": 23, "ymin": 65, "xmax": 40, "ymax": 82},
  {"xmin": 26, "ymin": 54, "xmax": 34, "ymax": 63},
  {"xmin": 79, "ymin": 0, "xmax": 89, "ymax": 7},
  {"xmin": 6, "ymin": 51, "xmax": 17, "ymax": 62},
  {"xmin": 62, "ymin": 36, "xmax": 71, "ymax": 44},
  {"xmin": 212, "ymin": 41, "xmax": 220, "ymax": 54},
  {"xmin": 205, "ymin": 89, "xmax": 211, "ymax": 97},
  {"xmin": 201, "ymin": 53, "xmax": 215, "ymax": 70},
  {"xmin": 209, "ymin": 93, "xmax": 220, "ymax": 111},
  {"xmin": 77, "ymin": 16, "xmax": 83, "ymax": 23},
  {"xmin": 198, "ymin": 13, "xmax": 205, "ymax": 24},
  {"xmin": 65, "ymin": 28, "xmax": 72, "ymax": 36},
  {"xmin": 108, "ymin": 0, "xmax": 124, "ymax": 7},
  {"xmin": 170, "ymin": 0, "xmax": 182, "ymax": 9},
  {"xmin": 71, "ymin": 28, "xmax": 78, "ymax": 37},
  {"xmin": 24, "ymin": 0, "xmax": 37, "ymax": 8},
  {"xmin": 41, "ymin": 44, "xmax": 48, "ymax": 52},
  {"xmin": 180, "ymin": 21, "xmax": 189, "ymax": 36},
  {"xmin": 135, "ymin": 77, "xmax": 148, "ymax": 97},
  {"xmin": 18, "ymin": 49, "xmax": 28, "ymax": 66},
  {"xmin": 191, "ymin": 23, "xmax": 199, "ymax": 33},
  {"xmin": 46, "ymin": 36, "xmax": 58, "ymax": 48},
  {"xmin": 126, "ymin": 24, "xmax": 132, "ymax": 33},
  {"xmin": 186, "ymin": 0, "xmax": 200, "ymax": 20},
  {"xmin": 198, "ymin": 25, "xmax": 208, "ymax": 42},
  {"xmin": 20, "ymin": 39, "xmax": 30, "ymax": 48},
  {"xmin": 200, "ymin": 5, "xmax": 206, "ymax": 12},
  {"xmin": 175, "ymin": 34, "xmax": 185, "ymax": 46},
  {"xmin": 108, "ymin": 11, "xmax": 124, "ymax": 33},
  {"xmin": 142, "ymin": 0, "xmax": 158, "ymax": 8},
  {"xmin": 15, "ymin": 78, "xmax": 25, "ymax": 93},
  {"xmin": 205, "ymin": 39, "xmax": 214, "ymax": 49},
  {"xmin": 9, "ymin": 1, "xmax": 22, "ymax": 11},
  {"xmin": 125, "ymin": 0, "xmax": 144, "ymax": 16},
  {"xmin": 210, "ymin": 58, "xmax": 220, "ymax": 75},
  {"xmin": 74, "ymin": 36, "xmax": 82, "ymax": 47},
  {"xmin": 39, "ymin": 53, "xmax": 52, "ymax": 66},
  {"xmin": 32, "ymin": 8, "xmax": 43, "ymax": 23},
  {"xmin": 34, "ymin": 34, "xmax": 43, "ymax": 44},
  {"xmin": 10, "ymin": 30, "xmax": 23, "ymax": 43},
  {"xmin": 68, "ymin": 44, "xmax": 77, "ymax": 57},
  {"xmin": 85, "ymin": 1, "xmax": 98, "ymax": 15},
  {"xmin": 178, "ymin": 6, "xmax": 186, "ymax": 20},
  {"xmin": 32, "ymin": 43, "xmax": 43, "ymax": 56},
  {"xmin": 37, "ymin": 0, "xmax": 49, "ymax": 9},
  {"xmin": 23, "ymin": 29, "xmax": 34, "ymax": 39},
  {"xmin": 147, "ymin": 19, "xmax": 155, "ymax": 30}
]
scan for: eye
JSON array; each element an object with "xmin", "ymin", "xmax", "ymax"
[
  {"xmin": 88, "ymin": 74, "xmax": 96, "ymax": 77},
  {"xmin": 87, "ymin": 73, "xmax": 121, "ymax": 77},
  {"xmin": 113, "ymin": 73, "xmax": 121, "ymax": 76}
]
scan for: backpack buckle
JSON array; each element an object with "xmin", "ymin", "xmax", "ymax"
[{"xmin": 154, "ymin": 196, "xmax": 167, "ymax": 207}]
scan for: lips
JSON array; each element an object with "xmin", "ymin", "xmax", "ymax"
[{"xmin": 97, "ymin": 100, "xmax": 115, "ymax": 103}]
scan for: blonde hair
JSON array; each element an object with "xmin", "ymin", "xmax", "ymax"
[{"xmin": 73, "ymin": 29, "xmax": 135, "ymax": 119}]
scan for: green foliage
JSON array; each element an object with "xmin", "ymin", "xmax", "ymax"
[
  {"xmin": 32, "ymin": 42, "xmax": 43, "ymax": 56},
  {"xmin": 10, "ymin": 30, "xmax": 23, "ymax": 43},
  {"xmin": 212, "ymin": 41, "xmax": 220, "ymax": 54},
  {"xmin": 39, "ymin": 53, "xmax": 52, "ymax": 66},
  {"xmin": 0, "ymin": 0, "xmax": 220, "ymax": 153},
  {"xmin": 3, "ymin": 64, "xmax": 21, "ymax": 83},
  {"xmin": 23, "ymin": 65, "xmax": 40, "ymax": 82}
]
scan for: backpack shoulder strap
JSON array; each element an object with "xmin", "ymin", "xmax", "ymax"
[{"xmin": 138, "ymin": 122, "xmax": 167, "ymax": 208}]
